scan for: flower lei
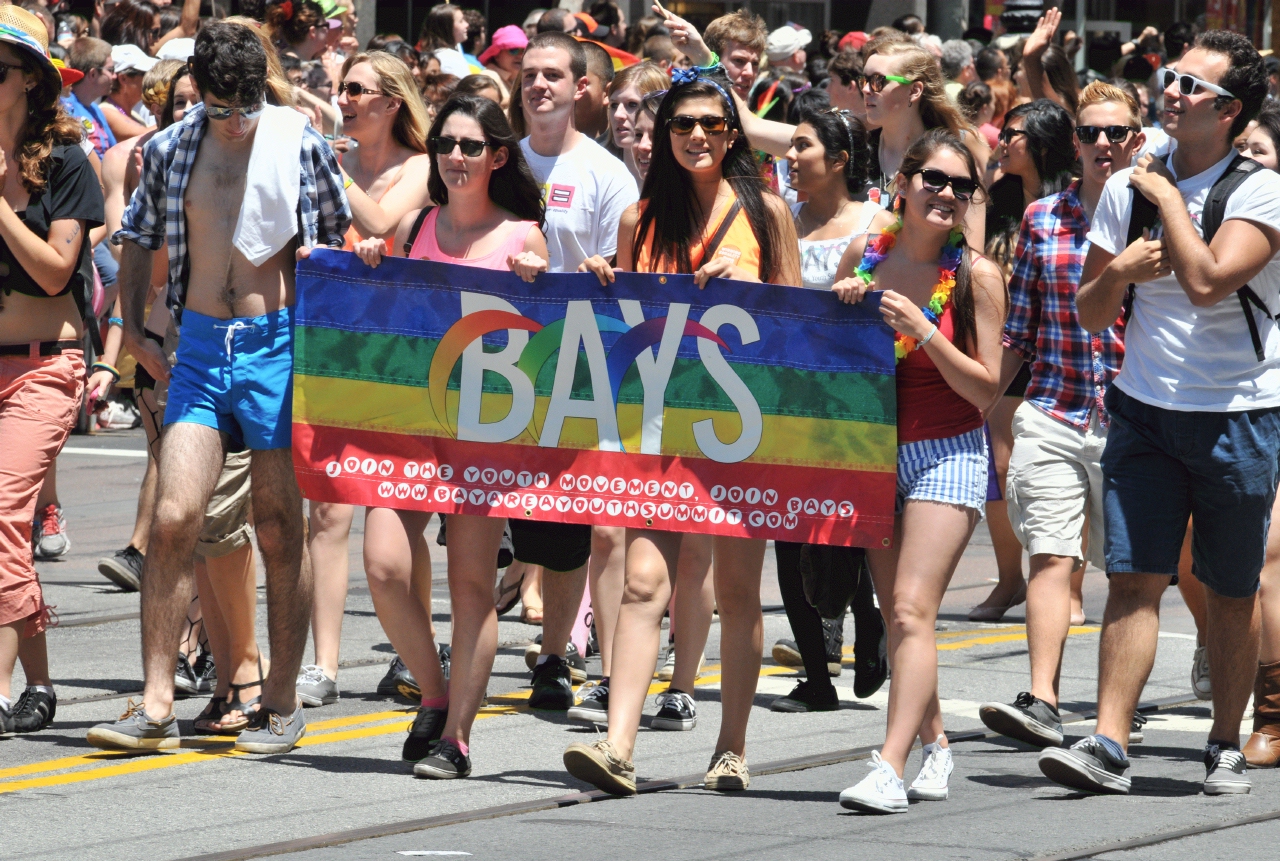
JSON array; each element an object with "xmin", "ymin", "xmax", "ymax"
[{"xmin": 854, "ymin": 214, "xmax": 965, "ymax": 363}]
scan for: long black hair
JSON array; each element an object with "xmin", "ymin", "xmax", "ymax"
[
  {"xmin": 1002, "ymin": 98, "xmax": 1079, "ymax": 197},
  {"xmin": 796, "ymin": 105, "xmax": 870, "ymax": 197},
  {"xmin": 426, "ymin": 93, "xmax": 545, "ymax": 228},
  {"xmin": 634, "ymin": 68, "xmax": 785, "ymax": 280}
]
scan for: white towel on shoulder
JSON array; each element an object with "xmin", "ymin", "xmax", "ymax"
[{"xmin": 232, "ymin": 105, "xmax": 308, "ymax": 267}]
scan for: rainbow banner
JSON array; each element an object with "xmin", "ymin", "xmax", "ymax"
[{"xmin": 292, "ymin": 250, "xmax": 897, "ymax": 546}]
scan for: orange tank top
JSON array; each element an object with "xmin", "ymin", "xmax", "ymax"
[{"xmin": 634, "ymin": 192, "xmax": 763, "ymax": 277}]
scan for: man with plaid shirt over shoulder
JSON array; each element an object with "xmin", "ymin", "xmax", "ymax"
[{"xmin": 978, "ymin": 82, "xmax": 1142, "ymax": 749}]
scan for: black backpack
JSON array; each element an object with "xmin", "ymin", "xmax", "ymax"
[{"xmin": 1123, "ymin": 153, "xmax": 1276, "ymax": 361}]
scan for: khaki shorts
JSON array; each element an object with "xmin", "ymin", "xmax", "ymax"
[
  {"xmin": 196, "ymin": 449, "xmax": 253, "ymax": 558},
  {"xmin": 1005, "ymin": 401, "xmax": 1107, "ymax": 570}
]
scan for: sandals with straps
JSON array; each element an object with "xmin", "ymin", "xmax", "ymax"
[
  {"xmin": 192, "ymin": 694, "xmax": 232, "ymax": 735},
  {"xmin": 219, "ymin": 653, "xmax": 267, "ymax": 734}
]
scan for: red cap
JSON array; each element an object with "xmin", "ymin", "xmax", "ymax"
[{"xmin": 838, "ymin": 31, "xmax": 868, "ymax": 53}]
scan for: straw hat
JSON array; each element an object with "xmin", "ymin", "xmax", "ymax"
[{"xmin": 0, "ymin": 6, "xmax": 83, "ymax": 86}]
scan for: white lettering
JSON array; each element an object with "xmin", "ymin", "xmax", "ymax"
[
  {"xmin": 457, "ymin": 292, "xmax": 536, "ymax": 443},
  {"xmin": 539, "ymin": 301, "xmax": 622, "ymax": 451},
  {"xmin": 691, "ymin": 305, "xmax": 763, "ymax": 464}
]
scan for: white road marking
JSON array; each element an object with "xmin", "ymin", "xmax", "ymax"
[{"xmin": 60, "ymin": 447, "xmax": 147, "ymax": 458}]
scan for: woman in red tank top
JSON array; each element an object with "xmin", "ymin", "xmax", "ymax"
[
  {"xmin": 354, "ymin": 93, "xmax": 549, "ymax": 781},
  {"xmin": 830, "ymin": 129, "xmax": 1006, "ymax": 813}
]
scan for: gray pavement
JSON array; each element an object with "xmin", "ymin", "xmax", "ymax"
[{"xmin": 3, "ymin": 428, "xmax": 1275, "ymax": 861}]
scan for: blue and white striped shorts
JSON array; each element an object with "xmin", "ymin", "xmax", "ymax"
[{"xmin": 895, "ymin": 428, "xmax": 989, "ymax": 517}]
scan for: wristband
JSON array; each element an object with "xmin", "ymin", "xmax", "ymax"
[
  {"xmin": 918, "ymin": 325, "xmax": 938, "ymax": 347},
  {"xmin": 343, "ymin": 175, "xmax": 354, "ymax": 189},
  {"xmin": 697, "ymin": 51, "xmax": 720, "ymax": 71},
  {"xmin": 91, "ymin": 361, "xmax": 121, "ymax": 383},
  {"xmin": 107, "ymin": 316, "xmax": 123, "ymax": 327}
]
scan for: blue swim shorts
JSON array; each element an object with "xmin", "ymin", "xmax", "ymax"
[{"xmin": 164, "ymin": 307, "xmax": 294, "ymax": 451}]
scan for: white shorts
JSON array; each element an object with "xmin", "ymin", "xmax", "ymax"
[
  {"xmin": 1005, "ymin": 401, "xmax": 1107, "ymax": 569},
  {"xmin": 896, "ymin": 428, "xmax": 988, "ymax": 516}
]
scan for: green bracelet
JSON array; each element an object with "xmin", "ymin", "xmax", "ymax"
[{"xmin": 697, "ymin": 51, "xmax": 720, "ymax": 70}]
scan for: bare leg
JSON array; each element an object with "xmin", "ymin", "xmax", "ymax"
[
  {"xmin": 178, "ymin": 596, "xmax": 203, "ymax": 659},
  {"xmin": 35, "ymin": 459, "xmax": 57, "ymax": 510},
  {"xmin": 589, "ymin": 526, "xmax": 626, "ymax": 676},
  {"xmin": 193, "ymin": 558, "xmax": 231, "ymax": 699},
  {"xmin": 131, "ymin": 387, "xmax": 165, "ymax": 554},
  {"xmin": 540, "ymin": 564, "xmax": 588, "ymax": 658},
  {"xmin": 1206, "ymin": 588, "xmax": 1261, "ymax": 745},
  {"xmin": 1260, "ymin": 495, "xmax": 1280, "ymax": 664},
  {"xmin": 975, "ymin": 400, "xmax": 1027, "ymax": 610},
  {"xmin": 141, "ymin": 422, "xmax": 225, "ymax": 718},
  {"xmin": 16, "ymin": 633, "xmax": 50, "ymax": 687},
  {"xmin": 441, "ymin": 514, "xmax": 505, "ymax": 745},
  {"xmin": 520, "ymin": 565, "xmax": 543, "ymax": 623},
  {"xmin": 1070, "ymin": 562, "xmax": 1086, "ymax": 625},
  {"xmin": 201, "ymin": 543, "xmax": 264, "ymax": 720},
  {"xmin": 308, "ymin": 502, "xmax": 353, "ymax": 679},
  {"xmin": 0, "ymin": 624, "xmax": 21, "ymax": 701},
  {"xmin": 1026, "ymin": 554, "xmax": 1078, "ymax": 706},
  {"xmin": 1177, "ymin": 527, "xmax": 1209, "ymax": 647},
  {"xmin": 363, "ymin": 508, "xmax": 445, "ymax": 700},
  {"xmin": 1094, "ymin": 574, "xmax": 1171, "ymax": 751},
  {"xmin": 411, "ymin": 527, "xmax": 436, "ymax": 643},
  {"xmin": 711, "ymin": 537, "xmax": 767, "ymax": 757},
  {"xmin": 670, "ymin": 533, "xmax": 714, "ymax": 693},
  {"xmin": 248, "ymin": 448, "xmax": 312, "ymax": 714}
]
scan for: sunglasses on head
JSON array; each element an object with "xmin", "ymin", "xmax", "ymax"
[
  {"xmin": 913, "ymin": 168, "xmax": 979, "ymax": 201},
  {"xmin": 432, "ymin": 135, "xmax": 492, "ymax": 157},
  {"xmin": 1075, "ymin": 124, "xmax": 1140, "ymax": 144},
  {"xmin": 205, "ymin": 102, "xmax": 264, "ymax": 121},
  {"xmin": 1158, "ymin": 67, "xmax": 1235, "ymax": 99},
  {"xmin": 857, "ymin": 72, "xmax": 913, "ymax": 93},
  {"xmin": 668, "ymin": 114, "xmax": 729, "ymax": 135},
  {"xmin": 337, "ymin": 81, "xmax": 382, "ymax": 99}
]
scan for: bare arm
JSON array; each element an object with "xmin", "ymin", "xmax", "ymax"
[
  {"xmin": 922, "ymin": 255, "xmax": 1007, "ymax": 408},
  {"xmin": 344, "ymin": 153, "xmax": 433, "ymax": 239},
  {"xmin": 1021, "ymin": 8, "xmax": 1061, "ymax": 103},
  {"xmin": 101, "ymin": 103, "xmax": 151, "ymax": 142},
  {"xmin": 151, "ymin": 0, "xmax": 200, "ymax": 54},
  {"xmin": 614, "ymin": 203, "xmax": 640, "ymax": 272},
  {"xmin": 119, "ymin": 239, "xmax": 169, "ymax": 383},
  {"xmin": 102, "ymin": 142, "xmax": 131, "ymax": 263},
  {"xmin": 732, "ymin": 91, "xmax": 795, "ymax": 158},
  {"xmin": 655, "ymin": 4, "xmax": 713, "ymax": 67},
  {"xmin": 1075, "ymin": 230, "xmax": 1172, "ymax": 331},
  {"xmin": 0, "ymin": 208, "xmax": 86, "ymax": 296}
]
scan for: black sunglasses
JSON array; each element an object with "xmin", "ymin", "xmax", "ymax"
[
  {"xmin": 914, "ymin": 168, "xmax": 979, "ymax": 201},
  {"xmin": 668, "ymin": 114, "xmax": 729, "ymax": 135},
  {"xmin": 998, "ymin": 127, "xmax": 1028, "ymax": 145},
  {"xmin": 432, "ymin": 135, "xmax": 492, "ymax": 157},
  {"xmin": 856, "ymin": 72, "xmax": 913, "ymax": 93},
  {"xmin": 1075, "ymin": 124, "xmax": 1140, "ymax": 144},
  {"xmin": 337, "ymin": 81, "xmax": 382, "ymax": 99},
  {"xmin": 0, "ymin": 59, "xmax": 24, "ymax": 84}
]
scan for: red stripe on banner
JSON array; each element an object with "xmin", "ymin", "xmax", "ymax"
[{"xmin": 293, "ymin": 423, "xmax": 896, "ymax": 547}]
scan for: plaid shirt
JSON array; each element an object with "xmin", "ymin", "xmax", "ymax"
[
  {"xmin": 1004, "ymin": 181, "xmax": 1125, "ymax": 430},
  {"xmin": 114, "ymin": 102, "xmax": 350, "ymax": 323}
]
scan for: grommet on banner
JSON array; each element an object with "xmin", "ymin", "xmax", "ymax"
[
  {"xmin": 658, "ymin": 276, "xmax": 667, "ymax": 284},
  {"xmin": 646, "ymin": 519, "xmax": 653, "ymax": 527},
  {"xmin": 882, "ymin": 537, "xmax": 891, "ymax": 547},
  {"xmin": 525, "ymin": 509, "xmax": 533, "ymax": 516}
]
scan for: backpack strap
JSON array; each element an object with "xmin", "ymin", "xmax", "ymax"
[
  {"xmin": 697, "ymin": 199, "xmax": 743, "ymax": 271},
  {"xmin": 1203, "ymin": 155, "xmax": 1271, "ymax": 362},
  {"xmin": 403, "ymin": 206, "xmax": 436, "ymax": 256}
]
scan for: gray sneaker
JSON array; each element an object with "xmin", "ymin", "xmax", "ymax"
[
  {"xmin": 1039, "ymin": 735, "xmax": 1131, "ymax": 794},
  {"xmin": 86, "ymin": 699, "xmax": 180, "ymax": 752},
  {"xmin": 979, "ymin": 692, "xmax": 1064, "ymax": 747},
  {"xmin": 235, "ymin": 704, "xmax": 307, "ymax": 754},
  {"xmin": 296, "ymin": 665, "xmax": 340, "ymax": 707},
  {"xmin": 1204, "ymin": 745, "xmax": 1251, "ymax": 795}
]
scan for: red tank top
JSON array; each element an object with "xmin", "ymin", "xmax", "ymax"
[{"xmin": 895, "ymin": 303, "xmax": 983, "ymax": 444}]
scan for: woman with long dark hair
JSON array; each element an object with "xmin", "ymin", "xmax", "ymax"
[
  {"xmin": 418, "ymin": 3, "xmax": 471, "ymax": 79},
  {"xmin": 100, "ymin": 0, "xmax": 161, "ymax": 55},
  {"xmin": 831, "ymin": 129, "xmax": 1005, "ymax": 812},
  {"xmin": 0, "ymin": 7, "xmax": 104, "ymax": 733},
  {"xmin": 354, "ymin": 93, "xmax": 547, "ymax": 781},
  {"xmin": 562, "ymin": 68, "xmax": 800, "ymax": 797},
  {"xmin": 263, "ymin": 0, "xmax": 329, "ymax": 61}
]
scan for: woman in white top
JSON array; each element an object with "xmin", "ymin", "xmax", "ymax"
[{"xmin": 419, "ymin": 3, "xmax": 473, "ymax": 79}]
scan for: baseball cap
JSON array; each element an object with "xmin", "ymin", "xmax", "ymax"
[
  {"xmin": 156, "ymin": 37, "xmax": 195, "ymax": 62},
  {"xmin": 478, "ymin": 25, "xmax": 528, "ymax": 66},
  {"xmin": 838, "ymin": 31, "xmax": 868, "ymax": 53},
  {"xmin": 571, "ymin": 12, "xmax": 609, "ymax": 41},
  {"xmin": 112, "ymin": 43, "xmax": 158, "ymax": 74},
  {"xmin": 766, "ymin": 25, "xmax": 811, "ymax": 63},
  {"xmin": 316, "ymin": 0, "xmax": 348, "ymax": 19}
]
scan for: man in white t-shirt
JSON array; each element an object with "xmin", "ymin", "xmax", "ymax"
[
  {"xmin": 1040, "ymin": 30, "xmax": 1280, "ymax": 799},
  {"xmin": 514, "ymin": 31, "xmax": 639, "ymax": 712}
]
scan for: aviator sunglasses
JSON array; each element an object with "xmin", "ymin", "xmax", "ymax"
[
  {"xmin": 337, "ymin": 81, "xmax": 382, "ymax": 100},
  {"xmin": 913, "ymin": 168, "xmax": 979, "ymax": 202},
  {"xmin": 668, "ymin": 114, "xmax": 729, "ymax": 135},
  {"xmin": 432, "ymin": 136, "xmax": 493, "ymax": 157},
  {"xmin": 205, "ymin": 102, "xmax": 264, "ymax": 120}
]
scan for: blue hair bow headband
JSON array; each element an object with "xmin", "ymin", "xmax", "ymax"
[{"xmin": 669, "ymin": 65, "xmax": 738, "ymax": 122}]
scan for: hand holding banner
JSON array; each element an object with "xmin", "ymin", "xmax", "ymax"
[{"xmin": 292, "ymin": 250, "xmax": 897, "ymax": 546}]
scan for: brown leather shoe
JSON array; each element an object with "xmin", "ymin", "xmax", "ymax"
[{"xmin": 1244, "ymin": 660, "xmax": 1280, "ymax": 768}]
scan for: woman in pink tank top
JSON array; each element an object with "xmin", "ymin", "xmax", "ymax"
[{"xmin": 353, "ymin": 94, "xmax": 548, "ymax": 780}]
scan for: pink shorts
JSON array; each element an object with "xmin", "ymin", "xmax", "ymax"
[{"xmin": 0, "ymin": 350, "xmax": 83, "ymax": 637}]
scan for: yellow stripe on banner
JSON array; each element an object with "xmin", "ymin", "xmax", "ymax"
[{"xmin": 295, "ymin": 375, "xmax": 897, "ymax": 472}]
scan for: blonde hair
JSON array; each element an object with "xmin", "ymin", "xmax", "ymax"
[
  {"xmin": 142, "ymin": 60, "xmax": 184, "ymax": 113},
  {"xmin": 224, "ymin": 15, "xmax": 295, "ymax": 107},
  {"xmin": 342, "ymin": 52, "xmax": 432, "ymax": 153},
  {"xmin": 607, "ymin": 60, "xmax": 668, "ymax": 98},
  {"xmin": 871, "ymin": 41, "xmax": 973, "ymax": 139},
  {"xmin": 1076, "ymin": 80, "xmax": 1141, "ymax": 128}
]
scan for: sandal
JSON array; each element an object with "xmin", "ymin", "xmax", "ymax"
[
  {"xmin": 220, "ymin": 653, "xmax": 266, "ymax": 734},
  {"xmin": 192, "ymin": 694, "xmax": 232, "ymax": 735},
  {"xmin": 520, "ymin": 604, "xmax": 543, "ymax": 625},
  {"xmin": 494, "ymin": 571, "xmax": 525, "ymax": 615}
]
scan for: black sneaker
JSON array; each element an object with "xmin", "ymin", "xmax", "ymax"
[
  {"xmin": 529, "ymin": 655, "xmax": 574, "ymax": 710},
  {"xmin": 770, "ymin": 678, "xmax": 838, "ymax": 713},
  {"xmin": 853, "ymin": 624, "xmax": 889, "ymax": 699},
  {"xmin": 97, "ymin": 545, "xmax": 144, "ymax": 591},
  {"xmin": 567, "ymin": 679, "xmax": 609, "ymax": 724},
  {"xmin": 414, "ymin": 737, "xmax": 472, "ymax": 779},
  {"xmin": 524, "ymin": 639, "xmax": 588, "ymax": 684},
  {"xmin": 192, "ymin": 650, "xmax": 216, "ymax": 694},
  {"xmin": 0, "ymin": 702, "xmax": 12, "ymax": 737},
  {"xmin": 979, "ymin": 692, "xmax": 1064, "ymax": 747},
  {"xmin": 651, "ymin": 689, "xmax": 697, "ymax": 730},
  {"xmin": 1038, "ymin": 735, "xmax": 1131, "ymax": 794},
  {"xmin": 11, "ymin": 688, "xmax": 56, "ymax": 733},
  {"xmin": 377, "ymin": 655, "xmax": 418, "ymax": 699},
  {"xmin": 402, "ymin": 706, "xmax": 448, "ymax": 762},
  {"xmin": 438, "ymin": 643, "xmax": 451, "ymax": 683},
  {"xmin": 174, "ymin": 653, "xmax": 200, "ymax": 698},
  {"xmin": 1130, "ymin": 712, "xmax": 1148, "ymax": 745},
  {"xmin": 1204, "ymin": 744, "xmax": 1251, "ymax": 795},
  {"xmin": 823, "ymin": 615, "xmax": 845, "ymax": 676}
]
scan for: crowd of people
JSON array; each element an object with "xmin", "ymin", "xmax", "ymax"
[{"xmin": 3, "ymin": 0, "xmax": 1280, "ymax": 815}]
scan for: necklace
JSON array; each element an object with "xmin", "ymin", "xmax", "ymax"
[{"xmin": 854, "ymin": 218, "xmax": 965, "ymax": 363}]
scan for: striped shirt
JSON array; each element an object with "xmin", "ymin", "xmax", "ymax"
[{"xmin": 114, "ymin": 102, "xmax": 351, "ymax": 323}]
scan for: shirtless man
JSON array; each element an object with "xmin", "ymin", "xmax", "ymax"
[{"xmin": 87, "ymin": 22, "xmax": 350, "ymax": 755}]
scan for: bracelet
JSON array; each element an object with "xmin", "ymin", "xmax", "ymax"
[
  {"xmin": 107, "ymin": 316, "xmax": 123, "ymax": 327},
  {"xmin": 918, "ymin": 325, "xmax": 938, "ymax": 348},
  {"xmin": 697, "ymin": 51, "xmax": 720, "ymax": 70},
  {"xmin": 343, "ymin": 175, "xmax": 354, "ymax": 189},
  {"xmin": 91, "ymin": 361, "xmax": 121, "ymax": 383}
]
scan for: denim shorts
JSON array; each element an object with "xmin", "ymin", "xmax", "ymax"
[
  {"xmin": 165, "ymin": 307, "xmax": 294, "ymax": 451},
  {"xmin": 1101, "ymin": 387, "xmax": 1280, "ymax": 598},
  {"xmin": 896, "ymin": 427, "xmax": 989, "ymax": 516}
]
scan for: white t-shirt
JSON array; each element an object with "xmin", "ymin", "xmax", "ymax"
[
  {"xmin": 434, "ymin": 47, "xmax": 472, "ymax": 79},
  {"xmin": 1088, "ymin": 150, "xmax": 1280, "ymax": 411},
  {"xmin": 520, "ymin": 134, "xmax": 639, "ymax": 272}
]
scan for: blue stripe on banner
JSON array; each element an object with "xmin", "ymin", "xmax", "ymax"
[{"xmin": 295, "ymin": 249, "xmax": 894, "ymax": 376}]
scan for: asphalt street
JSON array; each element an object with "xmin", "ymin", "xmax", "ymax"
[{"xmin": 3, "ymin": 426, "xmax": 1276, "ymax": 861}]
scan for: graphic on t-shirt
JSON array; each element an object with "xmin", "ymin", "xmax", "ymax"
[{"xmin": 546, "ymin": 183, "xmax": 575, "ymax": 209}]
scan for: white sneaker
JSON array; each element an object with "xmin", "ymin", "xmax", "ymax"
[
  {"xmin": 657, "ymin": 645, "xmax": 676, "ymax": 681},
  {"xmin": 839, "ymin": 751, "xmax": 908, "ymax": 813},
  {"xmin": 907, "ymin": 735, "xmax": 953, "ymax": 801},
  {"xmin": 1192, "ymin": 645, "xmax": 1212, "ymax": 701}
]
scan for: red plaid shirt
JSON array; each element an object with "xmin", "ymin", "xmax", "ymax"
[{"xmin": 1003, "ymin": 182, "xmax": 1126, "ymax": 430}]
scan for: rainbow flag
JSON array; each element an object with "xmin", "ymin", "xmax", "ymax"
[{"xmin": 292, "ymin": 251, "xmax": 897, "ymax": 546}]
